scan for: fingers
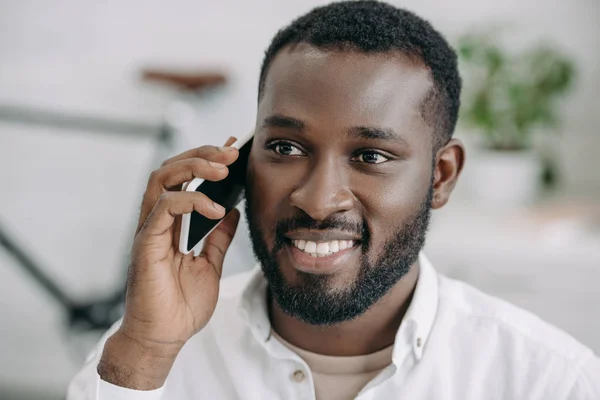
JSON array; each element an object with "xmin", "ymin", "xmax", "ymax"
[
  {"xmin": 140, "ymin": 191, "xmax": 226, "ymax": 237},
  {"xmin": 136, "ymin": 140, "xmax": 240, "ymax": 234},
  {"xmin": 153, "ymin": 158, "xmax": 230, "ymax": 190},
  {"xmin": 198, "ymin": 208, "xmax": 240, "ymax": 277},
  {"xmin": 161, "ymin": 144, "xmax": 238, "ymax": 167},
  {"xmin": 136, "ymin": 160, "xmax": 226, "ymax": 233}
]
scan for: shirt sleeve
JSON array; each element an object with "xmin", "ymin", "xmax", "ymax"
[
  {"xmin": 565, "ymin": 352, "xmax": 600, "ymax": 400},
  {"xmin": 66, "ymin": 319, "xmax": 165, "ymax": 400}
]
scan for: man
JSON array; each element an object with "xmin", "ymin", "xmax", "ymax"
[{"xmin": 67, "ymin": 1, "xmax": 600, "ymax": 399}]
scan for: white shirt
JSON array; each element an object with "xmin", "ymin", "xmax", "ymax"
[
  {"xmin": 67, "ymin": 254, "xmax": 600, "ymax": 399},
  {"xmin": 270, "ymin": 329, "xmax": 394, "ymax": 399}
]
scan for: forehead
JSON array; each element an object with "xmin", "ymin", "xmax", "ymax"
[{"xmin": 258, "ymin": 44, "xmax": 434, "ymax": 137}]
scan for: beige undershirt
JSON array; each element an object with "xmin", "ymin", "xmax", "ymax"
[{"xmin": 271, "ymin": 330, "xmax": 394, "ymax": 400}]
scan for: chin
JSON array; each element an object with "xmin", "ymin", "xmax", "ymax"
[{"xmin": 276, "ymin": 254, "xmax": 362, "ymax": 295}]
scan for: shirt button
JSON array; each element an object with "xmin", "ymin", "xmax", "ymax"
[
  {"xmin": 292, "ymin": 369, "xmax": 305, "ymax": 382},
  {"xmin": 416, "ymin": 337, "xmax": 422, "ymax": 347}
]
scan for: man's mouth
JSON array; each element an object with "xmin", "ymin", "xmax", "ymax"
[
  {"xmin": 280, "ymin": 229, "xmax": 362, "ymax": 274},
  {"xmin": 291, "ymin": 239, "xmax": 356, "ymax": 258}
]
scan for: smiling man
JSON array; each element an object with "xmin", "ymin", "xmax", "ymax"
[{"xmin": 68, "ymin": 1, "xmax": 600, "ymax": 399}]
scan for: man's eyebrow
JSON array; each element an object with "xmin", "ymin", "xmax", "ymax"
[
  {"xmin": 348, "ymin": 126, "xmax": 407, "ymax": 144},
  {"xmin": 262, "ymin": 115, "xmax": 305, "ymax": 130},
  {"xmin": 262, "ymin": 117, "xmax": 407, "ymax": 144}
]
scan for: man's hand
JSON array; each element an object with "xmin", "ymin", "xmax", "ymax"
[{"xmin": 98, "ymin": 137, "xmax": 241, "ymax": 390}]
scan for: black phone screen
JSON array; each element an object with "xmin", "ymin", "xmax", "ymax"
[{"xmin": 186, "ymin": 138, "xmax": 252, "ymax": 252}]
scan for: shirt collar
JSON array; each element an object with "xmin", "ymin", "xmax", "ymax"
[
  {"xmin": 392, "ymin": 252, "xmax": 439, "ymax": 362},
  {"xmin": 238, "ymin": 266, "xmax": 271, "ymax": 343},
  {"xmin": 237, "ymin": 252, "xmax": 439, "ymax": 362}
]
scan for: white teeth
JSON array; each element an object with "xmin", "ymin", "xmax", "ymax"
[
  {"xmin": 316, "ymin": 242, "xmax": 329, "ymax": 255},
  {"xmin": 292, "ymin": 239, "xmax": 354, "ymax": 257},
  {"xmin": 330, "ymin": 240, "xmax": 339, "ymax": 252},
  {"xmin": 304, "ymin": 241, "xmax": 317, "ymax": 253}
]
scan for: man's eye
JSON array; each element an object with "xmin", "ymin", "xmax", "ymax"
[
  {"xmin": 352, "ymin": 151, "xmax": 389, "ymax": 164},
  {"xmin": 268, "ymin": 141, "xmax": 304, "ymax": 156}
]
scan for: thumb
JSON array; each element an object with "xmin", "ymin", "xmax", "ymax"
[{"xmin": 198, "ymin": 208, "xmax": 240, "ymax": 277}]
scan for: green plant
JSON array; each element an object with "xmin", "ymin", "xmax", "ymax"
[{"xmin": 457, "ymin": 31, "xmax": 576, "ymax": 151}]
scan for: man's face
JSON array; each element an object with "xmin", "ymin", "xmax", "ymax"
[{"xmin": 245, "ymin": 44, "xmax": 436, "ymax": 325}]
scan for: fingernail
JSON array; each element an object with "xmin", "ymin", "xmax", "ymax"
[
  {"xmin": 209, "ymin": 161, "xmax": 226, "ymax": 169},
  {"xmin": 219, "ymin": 146, "xmax": 236, "ymax": 152},
  {"xmin": 213, "ymin": 202, "xmax": 225, "ymax": 213}
]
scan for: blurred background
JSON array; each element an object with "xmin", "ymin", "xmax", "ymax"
[{"xmin": 0, "ymin": 0, "xmax": 598, "ymax": 398}]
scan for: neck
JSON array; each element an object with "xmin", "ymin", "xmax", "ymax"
[{"xmin": 269, "ymin": 261, "xmax": 420, "ymax": 356}]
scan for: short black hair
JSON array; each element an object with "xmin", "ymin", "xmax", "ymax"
[{"xmin": 258, "ymin": 0, "xmax": 461, "ymax": 149}]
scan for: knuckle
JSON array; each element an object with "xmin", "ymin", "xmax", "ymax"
[
  {"xmin": 206, "ymin": 242, "xmax": 225, "ymax": 259},
  {"xmin": 158, "ymin": 191, "xmax": 173, "ymax": 204},
  {"xmin": 199, "ymin": 145, "xmax": 222, "ymax": 158},
  {"xmin": 148, "ymin": 169, "xmax": 161, "ymax": 183},
  {"xmin": 191, "ymin": 157, "xmax": 206, "ymax": 170},
  {"xmin": 193, "ymin": 158, "xmax": 213, "ymax": 175},
  {"xmin": 195, "ymin": 145, "xmax": 212, "ymax": 155},
  {"xmin": 201, "ymin": 145, "xmax": 219, "ymax": 152},
  {"xmin": 189, "ymin": 160, "xmax": 219, "ymax": 182},
  {"xmin": 194, "ymin": 194, "xmax": 213, "ymax": 213},
  {"xmin": 191, "ymin": 193, "xmax": 206, "ymax": 207}
]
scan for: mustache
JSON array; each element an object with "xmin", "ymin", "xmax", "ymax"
[{"xmin": 272, "ymin": 213, "xmax": 369, "ymax": 254}]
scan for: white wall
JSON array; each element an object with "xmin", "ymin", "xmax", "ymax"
[{"xmin": 1, "ymin": 0, "xmax": 599, "ymax": 397}]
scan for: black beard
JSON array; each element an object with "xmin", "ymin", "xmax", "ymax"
[{"xmin": 244, "ymin": 181, "xmax": 433, "ymax": 326}]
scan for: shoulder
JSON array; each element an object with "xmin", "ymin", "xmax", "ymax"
[
  {"xmin": 438, "ymin": 273, "xmax": 592, "ymax": 359},
  {"xmin": 436, "ymin": 273, "xmax": 597, "ymax": 395}
]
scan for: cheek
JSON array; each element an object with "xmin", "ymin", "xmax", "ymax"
[
  {"xmin": 353, "ymin": 161, "xmax": 430, "ymax": 247},
  {"xmin": 249, "ymin": 161, "xmax": 296, "ymax": 206},
  {"xmin": 247, "ymin": 159, "xmax": 301, "ymax": 235}
]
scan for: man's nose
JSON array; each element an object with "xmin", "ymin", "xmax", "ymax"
[{"xmin": 289, "ymin": 159, "xmax": 356, "ymax": 221}]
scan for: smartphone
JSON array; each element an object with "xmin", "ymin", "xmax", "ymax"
[{"xmin": 179, "ymin": 131, "xmax": 254, "ymax": 256}]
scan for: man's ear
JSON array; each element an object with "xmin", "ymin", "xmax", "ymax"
[{"xmin": 431, "ymin": 138, "xmax": 466, "ymax": 209}]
